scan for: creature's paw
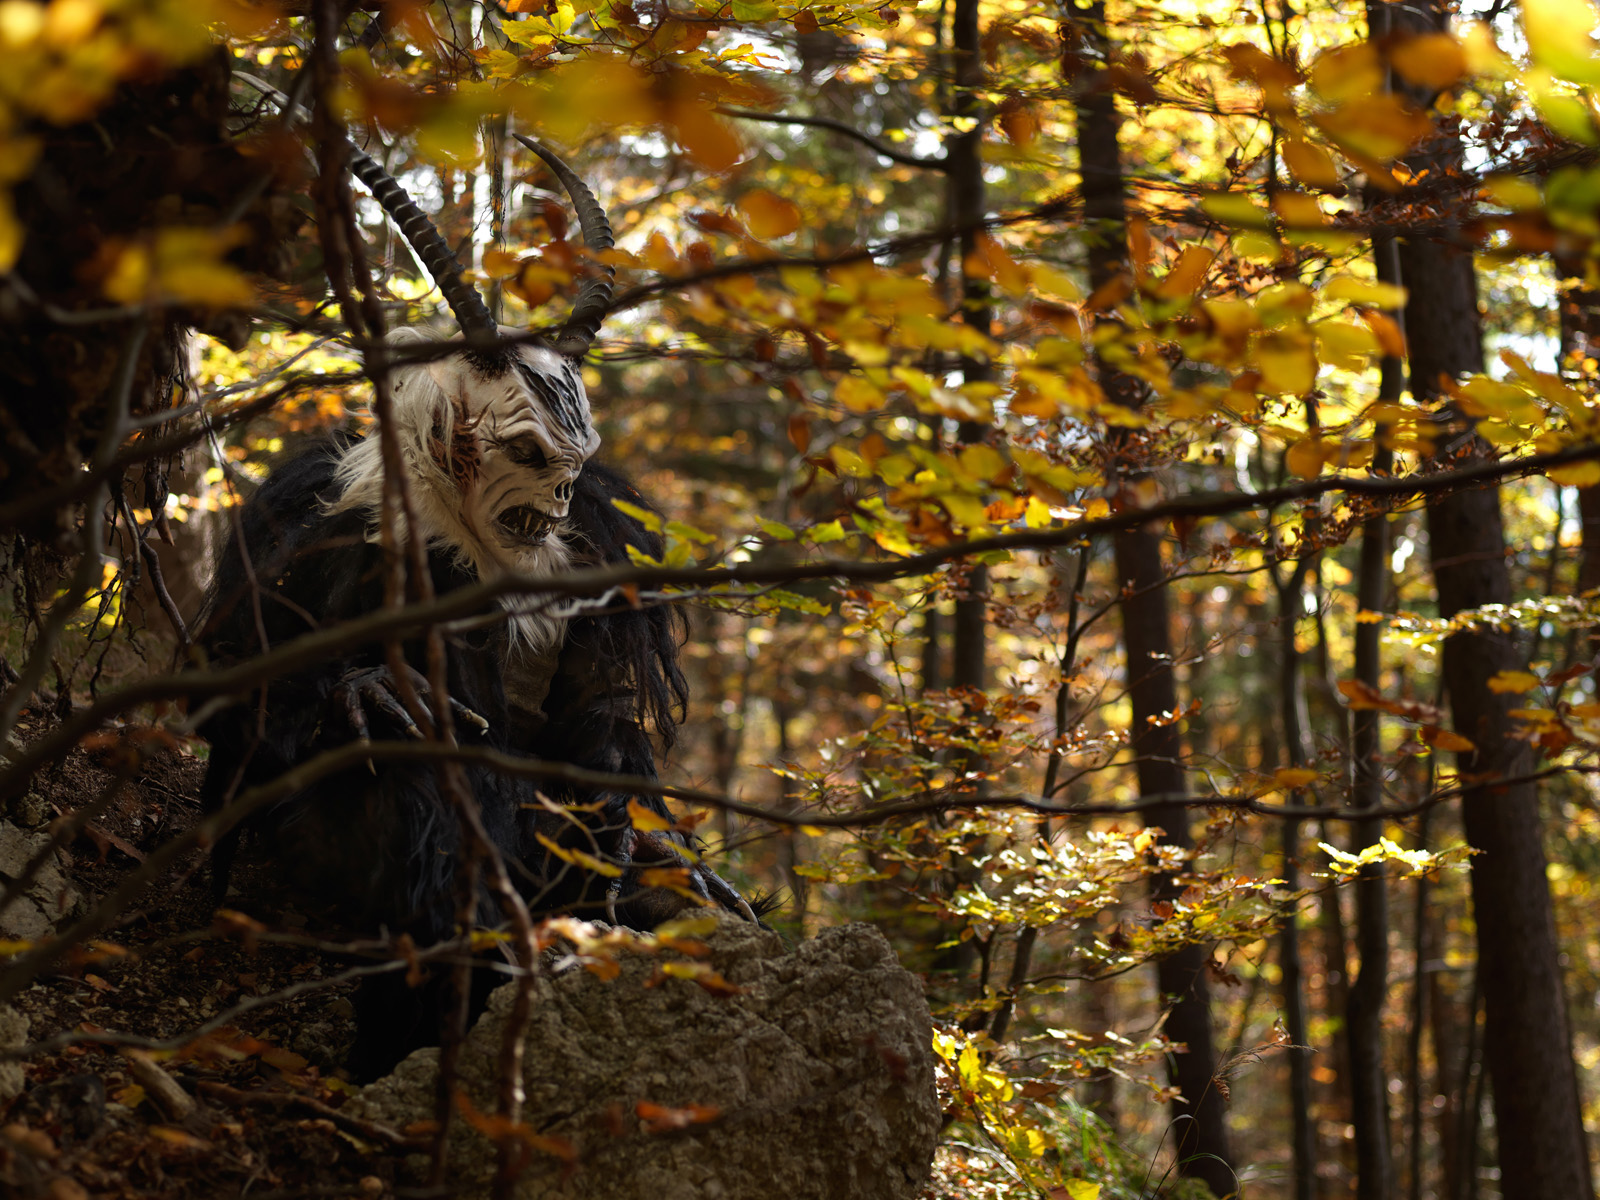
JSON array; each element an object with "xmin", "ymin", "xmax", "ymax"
[
  {"xmin": 329, "ymin": 663, "xmax": 490, "ymax": 742},
  {"xmin": 617, "ymin": 829, "xmax": 762, "ymax": 926}
]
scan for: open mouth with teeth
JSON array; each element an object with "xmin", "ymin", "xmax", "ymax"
[{"xmin": 495, "ymin": 504, "xmax": 560, "ymax": 545}]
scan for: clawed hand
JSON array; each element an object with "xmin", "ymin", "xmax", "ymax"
[{"xmin": 329, "ymin": 663, "xmax": 489, "ymax": 742}]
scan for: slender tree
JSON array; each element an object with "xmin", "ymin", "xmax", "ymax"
[
  {"xmin": 1393, "ymin": 4, "xmax": 1594, "ymax": 1190},
  {"xmin": 1068, "ymin": 2, "xmax": 1232, "ymax": 1191},
  {"xmin": 1344, "ymin": 13, "xmax": 1407, "ymax": 1191}
]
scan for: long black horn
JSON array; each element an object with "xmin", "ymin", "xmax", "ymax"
[
  {"xmin": 343, "ymin": 144, "xmax": 497, "ymax": 337},
  {"xmin": 236, "ymin": 73, "xmax": 497, "ymax": 340},
  {"xmin": 513, "ymin": 133, "xmax": 614, "ymax": 360}
]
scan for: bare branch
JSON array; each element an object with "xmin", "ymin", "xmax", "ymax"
[{"xmin": 716, "ymin": 105, "xmax": 949, "ymax": 169}]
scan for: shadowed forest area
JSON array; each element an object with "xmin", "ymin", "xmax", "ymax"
[{"xmin": 4, "ymin": 0, "xmax": 1600, "ymax": 1195}]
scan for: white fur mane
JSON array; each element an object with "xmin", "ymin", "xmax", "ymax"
[{"xmin": 327, "ymin": 328, "xmax": 577, "ymax": 654}]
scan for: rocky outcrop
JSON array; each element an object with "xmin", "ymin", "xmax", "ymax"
[
  {"xmin": 357, "ymin": 917, "xmax": 939, "ymax": 1200},
  {"xmin": 0, "ymin": 821, "xmax": 82, "ymax": 943}
]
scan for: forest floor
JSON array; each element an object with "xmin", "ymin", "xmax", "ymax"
[{"xmin": 0, "ymin": 716, "xmax": 426, "ymax": 1200}]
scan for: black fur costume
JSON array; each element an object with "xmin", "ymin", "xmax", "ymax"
[{"xmin": 198, "ymin": 437, "xmax": 730, "ymax": 1075}]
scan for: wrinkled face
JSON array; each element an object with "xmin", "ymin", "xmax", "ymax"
[{"xmin": 426, "ymin": 342, "xmax": 602, "ymax": 566}]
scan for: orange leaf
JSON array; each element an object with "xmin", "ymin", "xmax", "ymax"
[
  {"xmin": 637, "ymin": 1100, "xmax": 721, "ymax": 1132},
  {"xmin": 738, "ymin": 189, "xmax": 801, "ymax": 238},
  {"xmin": 1390, "ymin": 33, "xmax": 1467, "ymax": 90},
  {"xmin": 667, "ymin": 100, "xmax": 742, "ymax": 171},
  {"xmin": 1420, "ymin": 726, "xmax": 1475, "ymax": 753}
]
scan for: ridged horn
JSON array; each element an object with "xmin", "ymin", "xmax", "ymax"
[
  {"xmin": 235, "ymin": 72, "xmax": 496, "ymax": 340},
  {"xmin": 513, "ymin": 133, "xmax": 614, "ymax": 360},
  {"xmin": 342, "ymin": 144, "xmax": 497, "ymax": 338}
]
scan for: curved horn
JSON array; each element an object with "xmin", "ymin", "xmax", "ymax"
[
  {"xmin": 513, "ymin": 133, "xmax": 614, "ymax": 360},
  {"xmin": 343, "ymin": 145, "xmax": 497, "ymax": 338},
  {"xmin": 235, "ymin": 73, "xmax": 496, "ymax": 340}
]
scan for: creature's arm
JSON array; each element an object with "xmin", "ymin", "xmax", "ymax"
[{"xmin": 520, "ymin": 461, "xmax": 758, "ymax": 926}]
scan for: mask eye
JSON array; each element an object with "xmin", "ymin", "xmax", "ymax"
[{"xmin": 509, "ymin": 441, "xmax": 548, "ymax": 470}]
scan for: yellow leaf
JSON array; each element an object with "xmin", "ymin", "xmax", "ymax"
[
  {"xmin": 1201, "ymin": 191, "xmax": 1270, "ymax": 228},
  {"xmin": 1282, "ymin": 138, "xmax": 1340, "ymax": 189},
  {"xmin": 1524, "ymin": 0, "xmax": 1600, "ymax": 84},
  {"xmin": 835, "ymin": 375, "xmax": 883, "ymax": 413},
  {"xmin": 1064, "ymin": 1181, "xmax": 1102, "ymax": 1200},
  {"xmin": 737, "ymin": 188, "xmax": 800, "ymax": 239},
  {"xmin": 829, "ymin": 445, "xmax": 870, "ymax": 477},
  {"xmin": 611, "ymin": 498, "xmax": 664, "ymax": 532},
  {"xmin": 1273, "ymin": 192, "xmax": 1325, "ymax": 229},
  {"xmin": 942, "ymin": 493, "xmax": 989, "ymax": 529},
  {"xmin": 627, "ymin": 799, "xmax": 673, "ymax": 832},
  {"xmin": 1485, "ymin": 176, "xmax": 1543, "ymax": 212},
  {"xmin": 1315, "ymin": 319, "xmax": 1380, "ymax": 370},
  {"xmin": 103, "ymin": 244, "xmax": 152, "ymax": 304},
  {"xmin": 1314, "ymin": 93, "xmax": 1432, "ymax": 162},
  {"xmin": 1155, "ymin": 246, "xmax": 1215, "ymax": 299},
  {"xmin": 1461, "ymin": 22, "xmax": 1514, "ymax": 78},
  {"xmin": 1257, "ymin": 332, "xmax": 1317, "ymax": 395},
  {"xmin": 1390, "ymin": 33, "xmax": 1467, "ymax": 90},
  {"xmin": 1032, "ymin": 264, "xmax": 1082, "ymax": 301},
  {"xmin": 158, "ymin": 261, "xmax": 254, "ymax": 308},
  {"xmin": 1487, "ymin": 670, "xmax": 1540, "ymax": 694},
  {"xmin": 1286, "ymin": 438, "xmax": 1326, "ymax": 479},
  {"xmin": 1274, "ymin": 767, "xmax": 1318, "ymax": 789},
  {"xmin": 0, "ymin": 192, "xmax": 21, "ymax": 272},
  {"xmin": 655, "ymin": 914, "xmax": 720, "ymax": 938},
  {"xmin": 958, "ymin": 443, "xmax": 1006, "ymax": 481},
  {"xmin": 1310, "ymin": 42, "xmax": 1383, "ymax": 103},
  {"xmin": 1550, "ymin": 460, "xmax": 1600, "ymax": 487},
  {"xmin": 1324, "ymin": 276, "xmax": 1408, "ymax": 309}
]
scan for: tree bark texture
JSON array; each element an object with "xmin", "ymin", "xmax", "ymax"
[
  {"xmin": 1071, "ymin": 3, "xmax": 1232, "ymax": 1191},
  {"xmin": 948, "ymin": 0, "xmax": 990, "ymax": 695},
  {"xmin": 1274, "ymin": 562, "xmax": 1316, "ymax": 1200},
  {"xmin": 1111, "ymin": 531, "xmax": 1233, "ymax": 1196},
  {"xmin": 1345, "ymin": 213, "xmax": 1402, "ymax": 1200},
  {"xmin": 1403, "ymin": 229, "xmax": 1595, "ymax": 1200}
]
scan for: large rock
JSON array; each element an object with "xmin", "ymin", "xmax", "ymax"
[
  {"xmin": 357, "ymin": 918, "xmax": 939, "ymax": 1200},
  {"xmin": 0, "ymin": 821, "xmax": 82, "ymax": 942}
]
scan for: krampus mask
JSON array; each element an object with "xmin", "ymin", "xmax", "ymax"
[
  {"xmin": 328, "ymin": 136, "xmax": 612, "ymax": 651},
  {"xmin": 201, "ymin": 90, "xmax": 762, "ymax": 1078}
]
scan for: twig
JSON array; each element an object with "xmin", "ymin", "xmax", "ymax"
[
  {"xmin": 195, "ymin": 1079, "xmax": 424, "ymax": 1150},
  {"xmin": 126, "ymin": 1050, "xmax": 198, "ymax": 1120},
  {"xmin": 715, "ymin": 105, "xmax": 948, "ymax": 169}
]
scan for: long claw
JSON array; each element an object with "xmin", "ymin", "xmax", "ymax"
[
  {"xmin": 696, "ymin": 861, "xmax": 760, "ymax": 924},
  {"xmin": 451, "ymin": 697, "xmax": 489, "ymax": 733},
  {"xmin": 365, "ymin": 681, "xmax": 426, "ymax": 740}
]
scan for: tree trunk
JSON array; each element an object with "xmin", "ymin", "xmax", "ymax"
[
  {"xmin": 1274, "ymin": 560, "xmax": 1316, "ymax": 1200},
  {"xmin": 948, "ymin": 0, "xmax": 990, "ymax": 697},
  {"xmin": 1070, "ymin": 3, "xmax": 1232, "ymax": 1191},
  {"xmin": 1403, "ymin": 183, "xmax": 1596, "ymax": 1200},
  {"xmin": 1556, "ymin": 253, "xmax": 1600, "ymax": 627},
  {"xmin": 1345, "ymin": 210, "xmax": 1402, "ymax": 1200}
]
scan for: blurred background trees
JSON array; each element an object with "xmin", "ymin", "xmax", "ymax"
[{"xmin": 6, "ymin": 0, "xmax": 1600, "ymax": 1194}]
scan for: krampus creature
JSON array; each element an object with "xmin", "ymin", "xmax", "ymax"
[{"xmin": 199, "ymin": 99, "xmax": 758, "ymax": 1076}]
